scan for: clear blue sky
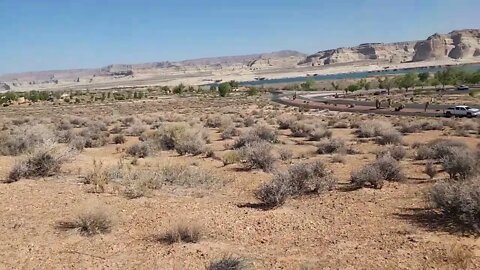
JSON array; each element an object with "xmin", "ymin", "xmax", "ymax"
[{"xmin": 0, "ymin": 0, "xmax": 478, "ymax": 74}]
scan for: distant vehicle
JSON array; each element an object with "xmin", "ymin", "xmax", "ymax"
[
  {"xmin": 444, "ymin": 105, "xmax": 480, "ymax": 117},
  {"xmin": 456, "ymin": 85, "xmax": 469, "ymax": 91}
]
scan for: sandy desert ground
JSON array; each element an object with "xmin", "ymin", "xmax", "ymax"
[{"xmin": 0, "ymin": 93, "xmax": 480, "ymax": 269}]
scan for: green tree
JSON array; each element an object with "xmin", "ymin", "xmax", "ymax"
[
  {"xmin": 465, "ymin": 71, "xmax": 480, "ymax": 84},
  {"xmin": 209, "ymin": 85, "xmax": 217, "ymax": 92},
  {"xmin": 228, "ymin": 80, "xmax": 240, "ymax": 89},
  {"xmin": 346, "ymin": 84, "xmax": 361, "ymax": 92},
  {"xmin": 218, "ymin": 82, "xmax": 231, "ymax": 97},
  {"xmin": 434, "ymin": 68, "xmax": 456, "ymax": 90},
  {"xmin": 429, "ymin": 78, "xmax": 440, "ymax": 89},
  {"xmin": 418, "ymin": 72, "xmax": 430, "ymax": 83},
  {"xmin": 395, "ymin": 73, "xmax": 417, "ymax": 91},
  {"xmin": 27, "ymin": 91, "xmax": 40, "ymax": 102},
  {"xmin": 301, "ymin": 79, "xmax": 316, "ymax": 91},
  {"xmin": 377, "ymin": 77, "xmax": 394, "ymax": 95},
  {"xmin": 417, "ymin": 72, "xmax": 430, "ymax": 89}
]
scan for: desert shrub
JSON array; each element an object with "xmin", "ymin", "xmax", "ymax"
[
  {"xmin": 333, "ymin": 120, "xmax": 350, "ymax": 128},
  {"xmin": 158, "ymin": 223, "xmax": 201, "ymax": 244},
  {"xmin": 207, "ymin": 256, "xmax": 247, "ymax": 270},
  {"xmin": 244, "ymin": 116, "xmax": 255, "ymax": 127},
  {"xmin": 351, "ymin": 154, "xmax": 403, "ymax": 188},
  {"xmin": 6, "ymin": 144, "xmax": 75, "ymax": 183},
  {"xmin": 122, "ymin": 176, "xmax": 150, "ymax": 199},
  {"xmin": 284, "ymin": 161, "xmax": 335, "ymax": 193},
  {"xmin": 240, "ymin": 141, "xmax": 276, "ymax": 172},
  {"xmin": 69, "ymin": 136, "xmax": 86, "ymax": 151},
  {"xmin": 415, "ymin": 139, "xmax": 468, "ymax": 160},
  {"xmin": 356, "ymin": 120, "xmax": 394, "ymax": 138},
  {"xmin": 159, "ymin": 164, "xmax": 219, "ymax": 188},
  {"xmin": 11, "ymin": 117, "xmax": 31, "ymax": 126},
  {"xmin": 398, "ymin": 121, "xmax": 421, "ymax": 134},
  {"xmin": 149, "ymin": 123, "xmax": 208, "ymax": 155},
  {"xmin": 79, "ymin": 124, "xmax": 109, "ymax": 148},
  {"xmin": 174, "ymin": 130, "xmax": 207, "ymax": 156},
  {"xmin": 309, "ymin": 126, "xmax": 332, "ymax": 141},
  {"xmin": 460, "ymin": 120, "xmax": 479, "ymax": 131},
  {"xmin": 222, "ymin": 151, "xmax": 240, "ymax": 166},
  {"xmin": 255, "ymin": 161, "xmax": 334, "ymax": 207},
  {"xmin": 0, "ymin": 124, "xmax": 54, "ymax": 156},
  {"xmin": 289, "ymin": 121, "xmax": 315, "ymax": 137},
  {"xmin": 377, "ymin": 145, "xmax": 406, "ymax": 161},
  {"xmin": 374, "ymin": 154, "xmax": 404, "ymax": 181},
  {"xmin": 376, "ymin": 129, "xmax": 402, "ymax": 145},
  {"xmin": 69, "ymin": 117, "xmax": 89, "ymax": 127},
  {"xmin": 277, "ymin": 147, "xmax": 293, "ymax": 161},
  {"xmin": 429, "ymin": 178, "xmax": 480, "ymax": 233},
  {"xmin": 55, "ymin": 129, "xmax": 75, "ymax": 143},
  {"xmin": 441, "ymin": 148, "xmax": 478, "ymax": 180},
  {"xmin": 221, "ymin": 125, "xmax": 240, "ymax": 140},
  {"xmin": 206, "ymin": 115, "xmax": 232, "ymax": 128},
  {"xmin": 56, "ymin": 120, "xmax": 73, "ymax": 131},
  {"xmin": 120, "ymin": 116, "xmax": 137, "ymax": 127},
  {"xmin": 420, "ymin": 120, "xmax": 444, "ymax": 131},
  {"xmin": 126, "ymin": 143, "xmax": 150, "ymax": 158},
  {"xmin": 255, "ymin": 176, "xmax": 291, "ymax": 207},
  {"xmin": 109, "ymin": 125, "xmax": 123, "ymax": 134},
  {"xmin": 125, "ymin": 122, "xmax": 147, "ymax": 136},
  {"xmin": 331, "ymin": 154, "xmax": 346, "ymax": 163},
  {"xmin": 351, "ymin": 164, "xmax": 384, "ymax": 189},
  {"xmin": 82, "ymin": 160, "xmax": 109, "ymax": 193},
  {"xmin": 316, "ymin": 138, "xmax": 346, "ymax": 154},
  {"xmin": 277, "ymin": 115, "xmax": 296, "ymax": 129},
  {"xmin": 233, "ymin": 124, "xmax": 277, "ymax": 149},
  {"xmin": 57, "ymin": 203, "xmax": 112, "ymax": 236},
  {"xmin": 425, "ymin": 160, "xmax": 438, "ymax": 179},
  {"xmin": 112, "ymin": 134, "xmax": 126, "ymax": 144}
]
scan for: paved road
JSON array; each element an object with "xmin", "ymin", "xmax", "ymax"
[{"xmin": 271, "ymin": 91, "xmax": 480, "ymax": 117}]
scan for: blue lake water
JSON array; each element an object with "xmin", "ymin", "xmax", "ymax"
[{"xmin": 239, "ymin": 63, "xmax": 480, "ymax": 86}]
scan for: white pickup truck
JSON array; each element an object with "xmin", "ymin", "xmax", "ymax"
[{"xmin": 444, "ymin": 105, "xmax": 480, "ymax": 117}]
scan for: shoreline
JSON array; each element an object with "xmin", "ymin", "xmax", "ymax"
[{"xmin": 2, "ymin": 59, "xmax": 479, "ymax": 92}]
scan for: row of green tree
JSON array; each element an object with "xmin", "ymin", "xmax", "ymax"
[{"xmin": 345, "ymin": 67, "xmax": 480, "ymax": 94}]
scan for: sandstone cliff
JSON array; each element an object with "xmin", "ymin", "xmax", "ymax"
[
  {"xmin": 301, "ymin": 42, "xmax": 416, "ymax": 66},
  {"xmin": 302, "ymin": 29, "xmax": 480, "ymax": 66},
  {"xmin": 412, "ymin": 29, "xmax": 480, "ymax": 61}
]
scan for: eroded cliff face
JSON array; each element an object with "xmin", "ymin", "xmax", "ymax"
[
  {"xmin": 301, "ymin": 42, "xmax": 416, "ymax": 66},
  {"xmin": 413, "ymin": 29, "xmax": 480, "ymax": 61},
  {"xmin": 303, "ymin": 29, "xmax": 480, "ymax": 66}
]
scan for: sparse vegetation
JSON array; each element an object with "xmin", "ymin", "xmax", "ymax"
[
  {"xmin": 351, "ymin": 154, "xmax": 403, "ymax": 188},
  {"xmin": 157, "ymin": 223, "xmax": 202, "ymax": 244},
  {"xmin": 6, "ymin": 144, "xmax": 75, "ymax": 183},
  {"xmin": 430, "ymin": 178, "xmax": 480, "ymax": 233},
  {"xmin": 240, "ymin": 141, "xmax": 276, "ymax": 172},
  {"xmin": 56, "ymin": 203, "xmax": 112, "ymax": 236},
  {"xmin": 207, "ymin": 256, "xmax": 247, "ymax": 270},
  {"xmin": 255, "ymin": 161, "xmax": 335, "ymax": 208}
]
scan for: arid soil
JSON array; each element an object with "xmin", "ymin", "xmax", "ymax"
[{"xmin": 1, "ymin": 94, "xmax": 480, "ymax": 269}]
